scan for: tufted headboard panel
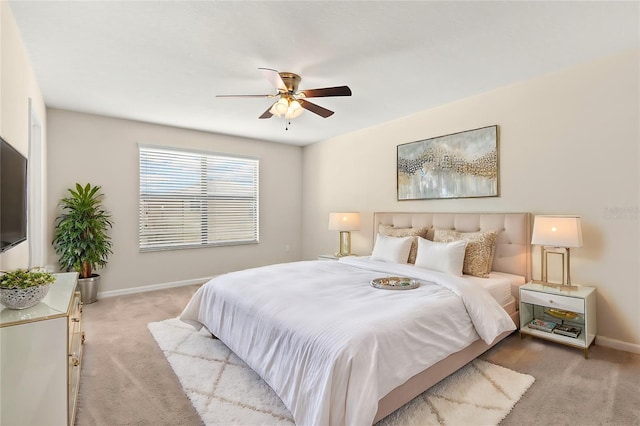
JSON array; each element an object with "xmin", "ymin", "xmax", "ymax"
[{"xmin": 373, "ymin": 212, "xmax": 531, "ymax": 280}]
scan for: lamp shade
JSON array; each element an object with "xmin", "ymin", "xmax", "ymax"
[
  {"xmin": 328, "ymin": 212, "xmax": 361, "ymax": 231},
  {"xmin": 531, "ymin": 215, "xmax": 583, "ymax": 248}
]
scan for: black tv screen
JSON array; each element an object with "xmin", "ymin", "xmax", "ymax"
[{"xmin": 1, "ymin": 136, "xmax": 28, "ymax": 253}]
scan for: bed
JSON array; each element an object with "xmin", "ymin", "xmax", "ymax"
[{"xmin": 180, "ymin": 212, "xmax": 531, "ymax": 425}]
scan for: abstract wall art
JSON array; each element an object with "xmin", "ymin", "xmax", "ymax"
[{"xmin": 397, "ymin": 125, "xmax": 499, "ymax": 200}]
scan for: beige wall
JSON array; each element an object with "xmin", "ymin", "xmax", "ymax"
[
  {"xmin": 0, "ymin": 2, "xmax": 47, "ymax": 270},
  {"xmin": 46, "ymin": 109, "xmax": 303, "ymax": 293},
  {"xmin": 302, "ymin": 49, "xmax": 640, "ymax": 351}
]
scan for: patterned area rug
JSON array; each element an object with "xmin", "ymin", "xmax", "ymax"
[{"xmin": 148, "ymin": 318, "xmax": 534, "ymax": 425}]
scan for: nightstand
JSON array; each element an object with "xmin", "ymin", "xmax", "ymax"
[{"xmin": 519, "ymin": 282, "xmax": 596, "ymax": 358}]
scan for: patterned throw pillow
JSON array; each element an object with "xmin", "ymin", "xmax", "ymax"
[
  {"xmin": 378, "ymin": 225, "xmax": 430, "ymax": 264},
  {"xmin": 433, "ymin": 230, "xmax": 498, "ymax": 278}
]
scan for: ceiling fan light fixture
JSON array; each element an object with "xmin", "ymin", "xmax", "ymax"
[
  {"xmin": 219, "ymin": 68, "xmax": 351, "ymax": 122},
  {"xmin": 270, "ymin": 97, "xmax": 290, "ymax": 116},
  {"xmin": 270, "ymin": 96, "xmax": 305, "ymax": 119},
  {"xmin": 286, "ymin": 100, "xmax": 304, "ymax": 119},
  {"xmin": 285, "ymin": 108, "xmax": 304, "ymax": 119}
]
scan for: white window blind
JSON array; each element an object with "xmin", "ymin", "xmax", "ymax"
[{"xmin": 139, "ymin": 145, "xmax": 259, "ymax": 251}]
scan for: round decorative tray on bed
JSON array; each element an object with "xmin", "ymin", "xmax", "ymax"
[{"xmin": 370, "ymin": 277, "xmax": 420, "ymax": 290}]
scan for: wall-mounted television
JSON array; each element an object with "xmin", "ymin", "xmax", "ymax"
[{"xmin": 1, "ymin": 136, "xmax": 28, "ymax": 253}]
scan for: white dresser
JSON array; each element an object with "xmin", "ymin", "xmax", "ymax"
[{"xmin": 0, "ymin": 272, "xmax": 83, "ymax": 425}]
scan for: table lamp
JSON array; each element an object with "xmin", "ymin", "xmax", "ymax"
[
  {"xmin": 328, "ymin": 212, "xmax": 361, "ymax": 257},
  {"xmin": 531, "ymin": 215, "xmax": 583, "ymax": 290}
]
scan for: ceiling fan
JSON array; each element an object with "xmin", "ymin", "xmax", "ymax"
[{"xmin": 216, "ymin": 68, "xmax": 352, "ymax": 121}]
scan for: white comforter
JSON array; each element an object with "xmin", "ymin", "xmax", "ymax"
[{"xmin": 180, "ymin": 257, "xmax": 515, "ymax": 426}]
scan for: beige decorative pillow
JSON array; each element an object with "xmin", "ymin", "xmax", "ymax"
[
  {"xmin": 433, "ymin": 230, "xmax": 498, "ymax": 278},
  {"xmin": 378, "ymin": 225, "xmax": 429, "ymax": 264}
]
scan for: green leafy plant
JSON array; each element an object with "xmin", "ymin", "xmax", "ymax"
[
  {"xmin": 0, "ymin": 269, "xmax": 56, "ymax": 289},
  {"xmin": 52, "ymin": 183, "xmax": 113, "ymax": 278}
]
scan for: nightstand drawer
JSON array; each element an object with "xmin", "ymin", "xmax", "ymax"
[{"xmin": 520, "ymin": 289, "xmax": 584, "ymax": 313}]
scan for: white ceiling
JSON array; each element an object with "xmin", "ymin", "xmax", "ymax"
[{"xmin": 8, "ymin": 1, "xmax": 639, "ymax": 146}]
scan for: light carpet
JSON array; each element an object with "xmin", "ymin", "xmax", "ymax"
[{"xmin": 148, "ymin": 318, "xmax": 535, "ymax": 425}]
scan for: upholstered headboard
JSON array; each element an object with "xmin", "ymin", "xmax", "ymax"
[{"xmin": 373, "ymin": 212, "xmax": 531, "ymax": 280}]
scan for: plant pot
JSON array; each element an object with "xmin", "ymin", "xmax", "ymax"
[
  {"xmin": 0, "ymin": 284, "xmax": 51, "ymax": 310},
  {"xmin": 78, "ymin": 275, "xmax": 100, "ymax": 304}
]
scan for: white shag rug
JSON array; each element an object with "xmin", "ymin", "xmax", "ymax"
[{"xmin": 149, "ymin": 318, "xmax": 534, "ymax": 426}]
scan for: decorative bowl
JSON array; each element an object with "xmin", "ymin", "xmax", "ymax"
[
  {"xmin": 370, "ymin": 276, "xmax": 420, "ymax": 290},
  {"xmin": 0, "ymin": 284, "xmax": 51, "ymax": 310}
]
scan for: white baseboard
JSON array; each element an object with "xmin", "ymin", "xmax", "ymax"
[
  {"xmin": 97, "ymin": 276, "xmax": 214, "ymax": 299},
  {"xmin": 596, "ymin": 335, "xmax": 640, "ymax": 354}
]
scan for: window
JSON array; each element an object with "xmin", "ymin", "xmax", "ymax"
[{"xmin": 139, "ymin": 145, "xmax": 259, "ymax": 251}]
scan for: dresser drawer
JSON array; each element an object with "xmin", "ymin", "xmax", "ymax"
[{"xmin": 520, "ymin": 289, "xmax": 585, "ymax": 313}]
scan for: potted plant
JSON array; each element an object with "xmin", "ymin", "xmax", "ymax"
[
  {"xmin": 0, "ymin": 268, "xmax": 56, "ymax": 309},
  {"xmin": 52, "ymin": 183, "xmax": 113, "ymax": 304}
]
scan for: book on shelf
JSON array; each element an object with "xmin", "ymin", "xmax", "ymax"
[
  {"xmin": 527, "ymin": 318, "xmax": 557, "ymax": 333},
  {"xmin": 553, "ymin": 324, "xmax": 582, "ymax": 338}
]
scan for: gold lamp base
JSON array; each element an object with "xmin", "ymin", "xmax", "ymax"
[
  {"xmin": 537, "ymin": 246, "xmax": 578, "ymax": 291},
  {"xmin": 334, "ymin": 231, "xmax": 352, "ymax": 257}
]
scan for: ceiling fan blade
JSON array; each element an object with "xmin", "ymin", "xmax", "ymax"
[
  {"xmin": 216, "ymin": 94, "xmax": 272, "ymax": 98},
  {"xmin": 299, "ymin": 86, "xmax": 352, "ymax": 98},
  {"xmin": 259, "ymin": 105, "xmax": 273, "ymax": 119},
  {"xmin": 259, "ymin": 67, "xmax": 287, "ymax": 92},
  {"xmin": 299, "ymin": 99, "xmax": 334, "ymax": 118}
]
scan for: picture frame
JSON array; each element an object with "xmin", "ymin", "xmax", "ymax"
[{"xmin": 397, "ymin": 125, "xmax": 499, "ymax": 200}]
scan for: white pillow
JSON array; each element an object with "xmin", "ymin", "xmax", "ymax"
[
  {"xmin": 371, "ymin": 233, "xmax": 413, "ymax": 263},
  {"xmin": 414, "ymin": 237, "xmax": 468, "ymax": 276}
]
